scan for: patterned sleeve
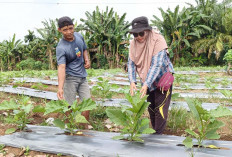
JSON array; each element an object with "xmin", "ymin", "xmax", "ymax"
[
  {"xmin": 144, "ymin": 51, "xmax": 165, "ymax": 88},
  {"xmin": 127, "ymin": 57, "xmax": 137, "ymax": 83}
]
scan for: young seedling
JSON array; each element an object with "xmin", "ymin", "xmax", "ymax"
[
  {"xmin": 91, "ymin": 77, "xmax": 113, "ymax": 100},
  {"xmin": 0, "ymin": 144, "xmax": 6, "ymax": 156},
  {"xmin": 45, "ymin": 98, "xmax": 96, "ymax": 135},
  {"xmin": 205, "ymin": 80, "xmax": 218, "ymax": 93},
  {"xmin": 183, "ymin": 98, "xmax": 232, "ymax": 148},
  {"xmin": 220, "ymin": 77, "xmax": 230, "ymax": 88},
  {"xmin": 0, "ymin": 96, "xmax": 34, "ymax": 134},
  {"xmin": 220, "ymin": 90, "xmax": 232, "ymax": 103},
  {"xmin": 30, "ymin": 82, "xmax": 48, "ymax": 90},
  {"xmin": 106, "ymin": 92, "xmax": 155, "ymax": 142}
]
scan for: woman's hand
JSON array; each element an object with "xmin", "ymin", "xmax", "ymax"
[
  {"xmin": 140, "ymin": 85, "xmax": 148, "ymax": 98},
  {"xmin": 130, "ymin": 82, "xmax": 137, "ymax": 96}
]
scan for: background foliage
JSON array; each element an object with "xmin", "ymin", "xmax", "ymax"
[{"xmin": 0, "ymin": 1, "xmax": 232, "ymax": 71}]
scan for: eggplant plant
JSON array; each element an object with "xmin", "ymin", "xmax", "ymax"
[
  {"xmin": 220, "ymin": 90, "xmax": 232, "ymax": 99},
  {"xmin": 183, "ymin": 98, "xmax": 232, "ymax": 148},
  {"xmin": 45, "ymin": 98, "xmax": 96, "ymax": 135},
  {"xmin": 0, "ymin": 97, "xmax": 34, "ymax": 134},
  {"xmin": 205, "ymin": 80, "xmax": 218, "ymax": 93},
  {"xmin": 106, "ymin": 92, "xmax": 155, "ymax": 142},
  {"xmin": 91, "ymin": 77, "xmax": 113, "ymax": 100}
]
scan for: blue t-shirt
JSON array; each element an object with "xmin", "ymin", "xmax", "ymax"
[{"xmin": 56, "ymin": 32, "xmax": 87, "ymax": 78}]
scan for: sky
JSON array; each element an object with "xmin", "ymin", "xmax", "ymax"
[{"xmin": 0, "ymin": 0, "xmax": 223, "ymax": 42}]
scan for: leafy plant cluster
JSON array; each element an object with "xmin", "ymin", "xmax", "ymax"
[
  {"xmin": 77, "ymin": 6, "xmax": 130, "ymax": 68},
  {"xmin": 106, "ymin": 92, "xmax": 155, "ymax": 142},
  {"xmin": 91, "ymin": 77, "xmax": 113, "ymax": 100},
  {"xmin": 152, "ymin": 0, "xmax": 232, "ymax": 66},
  {"xmin": 0, "ymin": 96, "xmax": 97, "ymax": 136},
  {"xmin": 1, "ymin": 1, "xmax": 232, "ymax": 71},
  {"xmin": 45, "ymin": 99, "xmax": 96, "ymax": 135},
  {"xmin": 0, "ymin": 97, "xmax": 35, "ymax": 134},
  {"xmin": 183, "ymin": 98, "xmax": 232, "ymax": 148}
]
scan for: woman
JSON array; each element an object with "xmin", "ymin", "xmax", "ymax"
[{"xmin": 127, "ymin": 16, "xmax": 174, "ymax": 134}]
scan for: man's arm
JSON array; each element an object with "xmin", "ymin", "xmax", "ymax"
[
  {"xmin": 57, "ymin": 64, "xmax": 66, "ymax": 100},
  {"xmin": 83, "ymin": 50, "xmax": 90, "ymax": 69}
]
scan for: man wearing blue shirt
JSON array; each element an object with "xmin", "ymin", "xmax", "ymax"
[{"xmin": 56, "ymin": 16, "xmax": 91, "ymax": 128}]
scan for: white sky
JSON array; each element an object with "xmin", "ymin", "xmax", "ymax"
[{"xmin": 0, "ymin": 0, "xmax": 223, "ymax": 42}]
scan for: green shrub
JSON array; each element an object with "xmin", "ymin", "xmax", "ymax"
[{"xmin": 16, "ymin": 58, "xmax": 45, "ymax": 70}]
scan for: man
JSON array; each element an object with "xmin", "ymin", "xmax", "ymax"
[{"xmin": 56, "ymin": 16, "xmax": 91, "ymax": 128}]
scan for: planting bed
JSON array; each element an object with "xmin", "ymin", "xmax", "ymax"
[
  {"xmin": 0, "ymin": 125, "xmax": 232, "ymax": 157},
  {"xmin": 0, "ymin": 68, "xmax": 232, "ymax": 156}
]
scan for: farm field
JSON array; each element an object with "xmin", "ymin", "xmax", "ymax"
[{"xmin": 0, "ymin": 67, "xmax": 232, "ymax": 156}]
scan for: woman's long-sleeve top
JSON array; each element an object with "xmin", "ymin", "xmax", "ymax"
[{"xmin": 128, "ymin": 49, "xmax": 174, "ymax": 92}]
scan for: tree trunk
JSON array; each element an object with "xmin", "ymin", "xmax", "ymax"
[
  {"xmin": 0, "ymin": 59, "xmax": 2, "ymax": 72},
  {"xmin": 48, "ymin": 46, "xmax": 54, "ymax": 70},
  {"xmin": 7, "ymin": 56, "xmax": 11, "ymax": 71},
  {"xmin": 227, "ymin": 62, "xmax": 232, "ymax": 75},
  {"xmin": 116, "ymin": 44, "xmax": 120, "ymax": 68},
  {"xmin": 11, "ymin": 56, "xmax": 15, "ymax": 70}
]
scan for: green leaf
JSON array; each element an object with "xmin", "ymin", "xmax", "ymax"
[
  {"xmin": 22, "ymin": 104, "xmax": 33, "ymax": 114},
  {"xmin": 98, "ymin": 77, "xmax": 103, "ymax": 81},
  {"xmin": 131, "ymin": 136, "xmax": 144, "ymax": 142},
  {"xmin": 5, "ymin": 128, "xmax": 16, "ymax": 134},
  {"xmin": 112, "ymin": 135, "xmax": 124, "ymax": 140},
  {"xmin": 205, "ymin": 129, "xmax": 220, "ymax": 139},
  {"xmin": 77, "ymin": 98, "xmax": 97, "ymax": 112},
  {"xmin": 75, "ymin": 113, "xmax": 89, "ymax": 123},
  {"xmin": 142, "ymin": 128, "xmax": 156, "ymax": 134},
  {"xmin": 210, "ymin": 106, "xmax": 232, "ymax": 118},
  {"xmin": 183, "ymin": 136, "xmax": 193, "ymax": 148},
  {"xmin": 207, "ymin": 120, "xmax": 224, "ymax": 131},
  {"xmin": 183, "ymin": 39, "xmax": 190, "ymax": 47},
  {"xmin": 138, "ymin": 118, "xmax": 150, "ymax": 133},
  {"xmin": 44, "ymin": 100, "xmax": 65, "ymax": 115},
  {"xmin": 33, "ymin": 105, "xmax": 45, "ymax": 113},
  {"xmin": 106, "ymin": 108, "xmax": 127, "ymax": 126},
  {"xmin": 186, "ymin": 99, "xmax": 200, "ymax": 120},
  {"xmin": 53, "ymin": 119, "xmax": 65, "ymax": 129},
  {"xmin": 185, "ymin": 129, "xmax": 199, "ymax": 138},
  {"xmin": 0, "ymin": 100, "xmax": 18, "ymax": 110}
]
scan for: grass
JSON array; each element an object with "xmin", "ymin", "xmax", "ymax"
[
  {"xmin": 174, "ymin": 66, "xmax": 225, "ymax": 71},
  {"xmin": 167, "ymin": 107, "xmax": 196, "ymax": 132},
  {"xmin": 89, "ymin": 105, "xmax": 108, "ymax": 131}
]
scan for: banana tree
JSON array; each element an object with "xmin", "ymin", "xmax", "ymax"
[
  {"xmin": 36, "ymin": 19, "xmax": 61, "ymax": 70},
  {"xmin": 77, "ymin": 6, "xmax": 130, "ymax": 68},
  {"xmin": 187, "ymin": 0, "xmax": 232, "ymax": 61},
  {"xmin": 0, "ymin": 42, "xmax": 6, "ymax": 71},
  {"xmin": 152, "ymin": 6, "xmax": 211, "ymax": 64},
  {"xmin": 0, "ymin": 34, "xmax": 23, "ymax": 71}
]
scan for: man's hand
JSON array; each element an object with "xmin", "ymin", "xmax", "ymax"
[
  {"xmin": 57, "ymin": 89, "xmax": 64, "ymax": 100},
  {"xmin": 84, "ymin": 59, "xmax": 91, "ymax": 69},
  {"xmin": 140, "ymin": 85, "xmax": 148, "ymax": 98},
  {"xmin": 130, "ymin": 82, "xmax": 137, "ymax": 96}
]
